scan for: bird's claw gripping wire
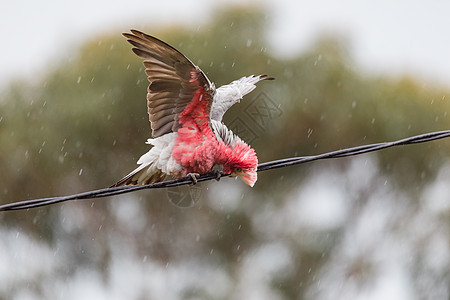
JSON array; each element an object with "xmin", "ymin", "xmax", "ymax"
[
  {"xmin": 212, "ymin": 170, "xmax": 222, "ymax": 181},
  {"xmin": 187, "ymin": 173, "xmax": 200, "ymax": 185}
]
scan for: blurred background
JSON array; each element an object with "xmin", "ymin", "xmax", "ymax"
[{"xmin": 1, "ymin": 0, "xmax": 449, "ymax": 299}]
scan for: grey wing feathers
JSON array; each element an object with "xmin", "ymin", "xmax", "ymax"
[
  {"xmin": 210, "ymin": 120, "xmax": 242, "ymax": 146},
  {"xmin": 110, "ymin": 162, "xmax": 166, "ymax": 187},
  {"xmin": 211, "ymin": 74, "xmax": 274, "ymax": 122},
  {"xmin": 229, "ymin": 74, "xmax": 274, "ymax": 96},
  {"xmin": 123, "ymin": 30, "xmax": 214, "ymax": 138}
]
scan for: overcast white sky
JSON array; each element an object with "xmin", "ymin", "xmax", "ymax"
[{"xmin": 1, "ymin": 0, "xmax": 450, "ymax": 90}]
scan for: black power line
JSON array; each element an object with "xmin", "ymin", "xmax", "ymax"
[{"xmin": 1, "ymin": 129, "xmax": 450, "ymax": 212}]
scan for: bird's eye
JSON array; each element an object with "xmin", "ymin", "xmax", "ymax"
[{"xmin": 234, "ymin": 167, "xmax": 242, "ymax": 172}]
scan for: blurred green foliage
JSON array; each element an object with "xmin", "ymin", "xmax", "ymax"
[{"xmin": 0, "ymin": 6, "xmax": 449, "ymax": 299}]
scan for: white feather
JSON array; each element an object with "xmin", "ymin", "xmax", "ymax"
[
  {"xmin": 210, "ymin": 74, "xmax": 268, "ymax": 122},
  {"xmin": 137, "ymin": 132, "xmax": 181, "ymax": 175}
]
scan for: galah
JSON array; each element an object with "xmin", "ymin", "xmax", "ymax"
[{"xmin": 112, "ymin": 30, "xmax": 273, "ymax": 188}]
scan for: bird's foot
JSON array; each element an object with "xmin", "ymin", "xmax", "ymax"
[
  {"xmin": 212, "ymin": 170, "xmax": 222, "ymax": 181},
  {"xmin": 187, "ymin": 173, "xmax": 200, "ymax": 185}
]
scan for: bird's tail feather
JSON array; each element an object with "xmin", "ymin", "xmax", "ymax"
[{"xmin": 111, "ymin": 162, "xmax": 166, "ymax": 187}]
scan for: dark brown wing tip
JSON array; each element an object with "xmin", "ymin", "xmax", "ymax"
[
  {"xmin": 130, "ymin": 29, "xmax": 145, "ymax": 36},
  {"xmin": 110, "ymin": 175, "xmax": 136, "ymax": 187},
  {"xmin": 122, "ymin": 30, "xmax": 147, "ymax": 40},
  {"xmin": 260, "ymin": 74, "xmax": 276, "ymax": 80}
]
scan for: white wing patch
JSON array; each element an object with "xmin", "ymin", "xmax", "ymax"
[
  {"xmin": 210, "ymin": 74, "xmax": 270, "ymax": 122},
  {"xmin": 137, "ymin": 132, "xmax": 182, "ymax": 175}
]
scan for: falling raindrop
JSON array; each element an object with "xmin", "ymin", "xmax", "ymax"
[
  {"xmin": 77, "ymin": 76, "xmax": 82, "ymax": 84},
  {"xmin": 79, "ymin": 169, "xmax": 83, "ymax": 176},
  {"xmin": 314, "ymin": 54, "xmax": 323, "ymax": 66}
]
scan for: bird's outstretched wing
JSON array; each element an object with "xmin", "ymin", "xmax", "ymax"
[
  {"xmin": 123, "ymin": 30, "xmax": 215, "ymax": 137},
  {"xmin": 210, "ymin": 74, "xmax": 274, "ymax": 122}
]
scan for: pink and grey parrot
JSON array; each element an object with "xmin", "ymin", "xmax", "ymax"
[{"xmin": 112, "ymin": 30, "xmax": 273, "ymax": 187}]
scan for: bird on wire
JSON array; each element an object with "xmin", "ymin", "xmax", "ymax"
[{"xmin": 112, "ymin": 30, "xmax": 274, "ymax": 188}]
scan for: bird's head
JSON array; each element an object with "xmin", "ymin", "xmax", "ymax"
[{"xmin": 222, "ymin": 141, "xmax": 258, "ymax": 187}]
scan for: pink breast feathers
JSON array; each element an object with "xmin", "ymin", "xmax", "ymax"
[{"xmin": 171, "ymin": 87, "xmax": 219, "ymax": 176}]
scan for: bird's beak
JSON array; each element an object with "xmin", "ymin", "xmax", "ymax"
[{"xmin": 238, "ymin": 171, "xmax": 257, "ymax": 187}]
